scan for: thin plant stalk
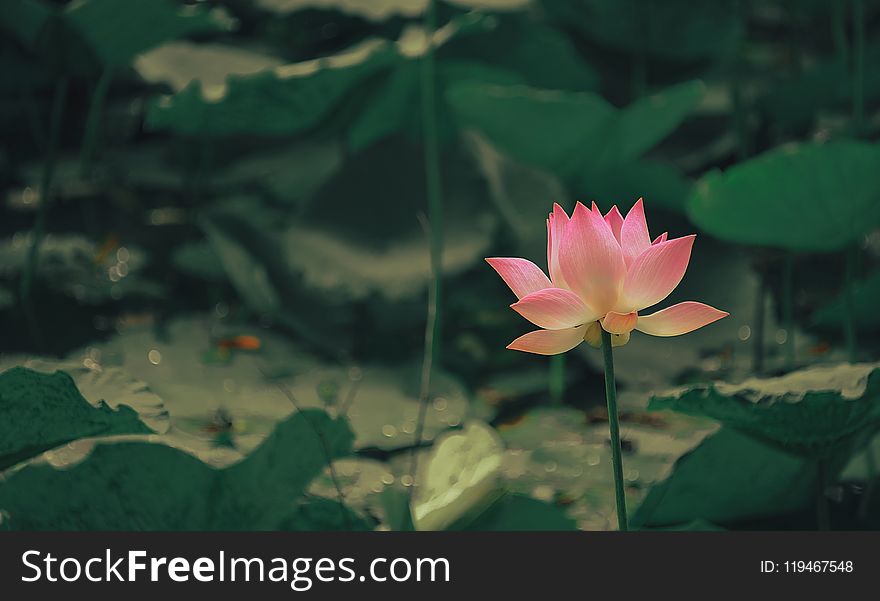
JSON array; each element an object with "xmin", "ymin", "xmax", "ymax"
[
  {"xmin": 852, "ymin": 0, "xmax": 865, "ymax": 136},
  {"xmin": 782, "ymin": 253, "xmax": 795, "ymax": 370},
  {"xmin": 843, "ymin": 247, "xmax": 858, "ymax": 363},
  {"xmin": 20, "ymin": 78, "xmax": 69, "ymax": 348},
  {"xmin": 79, "ymin": 67, "xmax": 113, "ymax": 177},
  {"xmin": 600, "ymin": 328, "xmax": 628, "ymax": 531},
  {"xmin": 409, "ymin": 0, "xmax": 445, "ymax": 501},
  {"xmin": 421, "ymin": 0, "xmax": 444, "ymax": 363},
  {"xmin": 409, "ymin": 215, "xmax": 439, "ymax": 502},
  {"xmin": 549, "ymin": 354, "xmax": 565, "ymax": 405}
]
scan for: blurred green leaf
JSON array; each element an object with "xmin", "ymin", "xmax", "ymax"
[
  {"xmin": 146, "ymin": 13, "xmax": 494, "ymax": 137},
  {"xmin": 439, "ymin": 14, "xmax": 599, "ymax": 91},
  {"xmin": 542, "ymin": 0, "xmax": 740, "ymax": 61},
  {"xmin": 66, "ymin": 0, "xmax": 232, "ymax": 68},
  {"xmin": 136, "ymin": 41, "xmax": 284, "ymax": 93},
  {"xmin": 147, "ymin": 39, "xmax": 397, "ymax": 136},
  {"xmin": 813, "ymin": 271, "xmax": 880, "ymax": 329},
  {"xmin": 759, "ymin": 43, "xmax": 880, "ymax": 134},
  {"xmin": 649, "ymin": 362, "xmax": 880, "ymax": 458},
  {"xmin": 687, "ymin": 141, "xmax": 880, "ymax": 251},
  {"xmin": 0, "ymin": 0, "xmax": 228, "ymax": 74},
  {"xmin": 0, "ymin": 409, "xmax": 353, "ymax": 530},
  {"xmin": 255, "ymin": 0, "xmax": 427, "ymax": 21},
  {"xmin": 201, "ymin": 218, "xmax": 281, "ymax": 315},
  {"xmin": 0, "ymin": 0, "xmax": 52, "ymax": 48},
  {"xmin": 577, "ymin": 158, "xmax": 692, "ymax": 214},
  {"xmin": 632, "ymin": 428, "xmax": 819, "ymax": 528},
  {"xmin": 0, "ymin": 367, "xmax": 151, "ymax": 471},
  {"xmin": 464, "ymin": 493, "xmax": 577, "ymax": 530},
  {"xmin": 277, "ymin": 498, "xmax": 374, "ymax": 531},
  {"xmin": 348, "ymin": 59, "xmax": 523, "ymax": 151},
  {"xmin": 197, "ymin": 212, "xmax": 348, "ymax": 355},
  {"xmin": 171, "ymin": 240, "xmax": 227, "ymax": 283},
  {"xmin": 448, "ymin": 80, "xmax": 704, "ymax": 177}
]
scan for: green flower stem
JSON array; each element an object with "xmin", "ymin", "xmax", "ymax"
[
  {"xmin": 549, "ymin": 353, "xmax": 565, "ymax": 405},
  {"xmin": 420, "ymin": 0, "xmax": 443, "ymax": 365},
  {"xmin": 20, "ymin": 78, "xmax": 69, "ymax": 347},
  {"xmin": 600, "ymin": 328, "xmax": 628, "ymax": 532},
  {"xmin": 782, "ymin": 253, "xmax": 795, "ymax": 370},
  {"xmin": 816, "ymin": 458, "xmax": 830, "ymax": 531},
  {"xmin": 852, "ymin": 0, "xmax": 865, "ymax": 136},
  {"xmin": 410, "ymin": 0, "xmax": 444, "ymax": 501},
  {"xmin": 843, "ymin": 247, "xmax": 858, "ymax": 363},
  {"xmin": 79, "ymin": 67, "xmax": 114, "ymax": 177}
]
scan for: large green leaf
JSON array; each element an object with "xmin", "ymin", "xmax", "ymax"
[
  {"xmin": 146, "ymin": 14, "xmax": 492, "ymax": 137},
  {"xmin": 146, "ymin": 39, "xmax": 397, "ymax": 136},
  {"xmin": 687, "ymin": 141, "xmax": 880, "ymax": 251},
  {"xmin": 631, "ymin": 428, "xmax": 819, "ymax": 528},
  {"xmin": 541, "ymin": 0, "xmax": 740, "ymax": 61},
  {"xmin": 447, "ymin": 80, "xmax": 704, "ymax": 177},
  {"xmin": 649, "ymin": 362, "xmax": 880, "ymax": 458},
  {"xmin": 0, "ymin": 367, "xmax": 151, "ymax": 471},
  {"xmin": 0, "ymin": 0, "xmax": 228, "ymax": 74},
  {"xmin": 66, "ymin": 0, "xmax": 231, "ymax": 67},
  {"xmin": 0, "ymin": 409, "xmax": 354, "ymax": 530}
]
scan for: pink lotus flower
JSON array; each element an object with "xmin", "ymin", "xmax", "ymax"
[{"xmin": 487, "ymin": 199, "xmax": 728, "ymax": 355}]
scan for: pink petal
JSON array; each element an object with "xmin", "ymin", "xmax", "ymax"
[
  {"xmin": 602, "ymin": 311, "xmax": 638, "ymax": 334},
  {"xmin": 507, "ymin": 325, "xmax": 587, "ymax": 355},
  {"xmin": 617, "ymin": 235, "xmax": 695, "ymax": 312},
  {"xmin": 652, "ymin": 232, "xmax": 668, "ymax": 245},
  {"xmin": 547, "ymin": 203, "xmax": 570, "ymax": 288},
  {"xmin": 636, "ymin": 302, "xmax": 729, "ymax": 336},
  {"xmin": 604, "ymin": 205, "xmax": 624, "ymax": 244},
  {"xmin": 619, "ymin": 198, "xmax": 652, "ymax": 267},
  {"xmin": 486, "ymin": 257, "xmax": 551, "ymax": 300},
  {"xmin": 558, "ymin": 202, "xmax": 626, "ymax": 314},
  {"xmin": 512, "ymin": 287, "xmax": 597, "ymax": 330}
]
